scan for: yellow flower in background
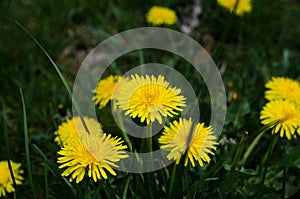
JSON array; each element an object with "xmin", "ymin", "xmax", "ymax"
[
  {"xmin": 57, "ymin": 132, "xmax": 128, "ymax": 183},
  {"xmin": 0, "ymin": 161, "xmax": 24, "ymax": 197},
  {"xmin": 265, "ymin": 77, "xmax": 300, "ymax": 104},
  {"xmin": 158, "ymin": 118, "xmax": 218, "ymax": 167},
  {"xmin": 146, "ymin": 6, "xmax": 177, "ymax": 26},
  {"xmin": 54, "ymin": 117, "xmax": 103, "ymax": 146},
  {"xmin": 114, "ymin": 74, "xmax": 186, "ymax": 124},
  {"xmin": 93, "ymin": 75, "xmax": 121, "ymax": 109},
  {"xmin": 260, "ymin": 100, "xmax": 300, "ymax": 140},
  {"xmin": 217, "ymin": 0, "xmax": 252, "ymax": 16}
]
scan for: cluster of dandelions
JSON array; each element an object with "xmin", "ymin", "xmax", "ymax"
[
  {"xmin": 54, "ymin": 117, "xmax": 128, "ymax": 183},
  {"xmin": 0, "ymin": 160, "xmax": 23, "ymax": 197},
  {"xmin": 260, "ymin": 77, "xmax": 300, "ymax": 139},
  {"xmin": 92, "ymin": 74, "xmax": 218, "ymax": 168}
]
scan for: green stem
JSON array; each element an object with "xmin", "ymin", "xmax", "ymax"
[
  {"xmin": 168, "ymin": 163, "xmax": 177, "ymax": 199},
  {"xmin": 282, "ymin": 140, "xmax": 287, "ymax": 199},
  {"xmin": 257, "ymin": 135, "xmax": 276, "ymax": 196},
  {"xmin": 147, "ymin": 123, "xmax": 153, "ymax": 153},
  {"xmin": 241, "ymin": 122, "xmax": 278, "ymax": 166},
  {"xmin": 231, "ymin": 131, "xmax": 248, "ymax": 171},
  {"xmin": 116, "ymin": 108, "xmax": 133, "ymax": 152},
  {"xmin": 145, "ymin": 123, "xmax": 155, "ymax": 199},
  {"xmin": 241, "ymin": 130, "xmax": 264, "ymax": 165},
  {"xmin": 260, "ymin": 136, "xmax": 278, "ymax": 172}
]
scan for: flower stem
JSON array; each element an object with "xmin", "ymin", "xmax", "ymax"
[
  {"xmin": 116, "ymin": 108, "xmax": 133, "ymax": 152},
  {"xmin": 231, "ymin": 131, "xmax": 248, "ymax": 171},
  {"xmin": 168, "ymin": 163, "xmax": 177, "ymax": 199},
  {"xmin": 260, "ymin": 136, "xmax": 278, "ymax": 171},
  {"xmin": 147, "ymin": 123, "xmax": 153, "ymax": 167},
  {"xmin": 257, "ymin": 135, "xmax": 276, "ymax": 196},
  {"xmin": 281, "ymin": 140, "xmax": 287, "ymax": 199}
]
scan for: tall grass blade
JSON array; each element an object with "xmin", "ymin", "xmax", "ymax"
[
  {"xmin": 20, "ymin": 89, "xmax": 37, "ymax": 199},
  {"xmin": 15, "ymin": 20, "xmax": 90, "ymax": 135}
]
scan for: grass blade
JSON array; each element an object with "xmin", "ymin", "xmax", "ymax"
[
  {"xmin": 20, "ymin": 88, "xmax": 37, "ymax": 199},
  {"xmin": 32, "ymin": 144, "xmax": 77, "ymax": 197},
  {"xmin": 15, "ymin": 20, "xmax": 90, "ymax": 135},
  {"xmin": 1, "ymin": 98, "xmax": 19, "ymax": 198}
]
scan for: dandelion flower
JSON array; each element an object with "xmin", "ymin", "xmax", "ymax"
[
  {"xmin": 93, "ymin": 75, "xmax": 121, "ymax": 109},
  {"xmin": 57, "ymin": 132, "xmax": 128, "ymax": 183},
  {"xmin": 260, "ymin": 100, "xmax": 300, "ymax": 139},
  {"xmin": 217, "ymin": 0, "xmax": 252, "ymax": 16},
  {"xmin": 158, "ymin": 118, "xmax": 218, "ymax": 167},
  {"xmin": 146, "ymin": 6, "xmax": 177, "ymax": 26},
  {"xmin": 114, "ymin": 74, "xmax": 186, "ymax": 124},
  {"xmin": 265, "ymin": 77, "xmax": 300, "ymax": 104},
  {"xmin": 54, "ymin": 117, "xmax": 103, "ymax": 146},
  {"xmin": 0, "ymin": 161, "xmax": 24, "ymax": 197}
]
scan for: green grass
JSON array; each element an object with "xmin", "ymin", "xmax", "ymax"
[{"xmin": 1, "ymin": 0, "xmax": 300, "ymax": 198}]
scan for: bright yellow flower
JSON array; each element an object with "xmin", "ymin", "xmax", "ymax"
[
  {"xmin": 114, "ymin": 74, "xmax": 186, "ymax": 124},
  {"xmin": 265, "ymin": 77, "xmax": 300, "ymax": 104},
  {"xmin": 260, "ymin": 100, "xmax": 300, "ymax": 139},
  {"xmin": 54, "ymin": 117, "xmax": 103, "ymax": 146},
  {"xmin": 158, "ymin": 118, "xmax": 218, "ymax": 167},
  {"xmin": 93, "ymin": 75, "xmax": 121, "ymax": 109},
  {"xmin": 0, "ymin": 161, "xmax": 24, "ymax": 197},
  {"xmin": 217, "ymin": 0, "xmax": 252, "ymax": 16},
  {"xmin": 57, "ymin": 132, "xmax": 128, "ymax": 183},
  {"xmin": 146, "ymin": 6, "xmax": 177, "ymax": 26}
]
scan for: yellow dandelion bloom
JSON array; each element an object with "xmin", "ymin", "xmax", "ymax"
[
  {"xmin": 0, "ymin": 160, "xmax": 24, "ymax": 197},
  {"xmin": 260, "ymin": 100, "xmax": 300, "ymax": 140},
  {"xmin": 54, "ymin": 117, "xmax": 103, "ymax": 146},
  {"xmin": 57, "ymin": 132, "xmax": 128, "ymax": 183},
  {"xmin": 146, "ymin": 6, "xmax": 177, "ymax": 26},
  {"xmin": 217, "ymin": 0, "xmax": 252, "ymax": 16},
  {"xmin": 265, "ymin": 77, "xmax": 300, "ymax": 104},
  {"xmin": 93, "ymin": 75, "xmax": 121, "ymax": 109},
  {"xmin": 114, "ymin": 74, "xmax": 186, "ymax": 124},
  {"xmin": 158, "ymin": 118, "xmax": 218, "ymax": 167}
]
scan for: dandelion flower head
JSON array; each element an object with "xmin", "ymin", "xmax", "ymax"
[
  {"xmin": 93, "ymin": 75, "xmax": 121, "ymax": 109},
  {"xmin": 217, "ymin": 0, "xmax": 252, "ymax": 16},
  {"xmin": 265, "ymin": 77, "xmax": 300, "ymax": 104},
  {"xmin": 114, "ymin": 74, "xmax": 186, "ymax": 124},
  {"xmin": 57, "ymin": 131, "xmax": 128, "ymax": 183},
  {"xmin": 54, "ymin": 117, "xmax": 103, "ymax": 146},
  {"xmin": 260, "ymin": 100, "xmax": 300, "ymax": 139},
  {"xmin": 158, "ymin": 118, "xmax": 218, "ymax": 167},
  {"xmin": 146, "ymin": 6, "xmax": 177, "ymax": 26},
  {"xmin": 0, "ymin": 160, "xmax": 24, "ymax": 197}
]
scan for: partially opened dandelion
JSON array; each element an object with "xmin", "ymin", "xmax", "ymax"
[
  {"xmin": 114, "ymin": 74, "xmax": 186, "ymax": 124},
  {"xmin": 158, "ymin": 118, "xmax": 218, "ymax": 167},
  {"xmin": 265, "ymin": 77, "xmax": 300, "ymax": 104},
  {"xmin": 57, "ymin": 130, "xmax": 128, "ymax": 183},
  {"xmin": 93, "ymin": 75, "xmax": 122, "ymax": 109},
  {"xmin": 0, "ymin": 160, "xmax": 24, "ymax": 197},
  {"xmin": 146, "ymin": 6, "xmax": 177, "ymax": 26},
  {"xmin": 260, "ymin": 100, "xmax": 300, "ymax": 140},
  {"xmin": 54, "ymin": 116, "xmax": 103, "ymax": 146},
  {"xmin": 217, "ymin": 0, "xmax": 252, "ymax": 16}
]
